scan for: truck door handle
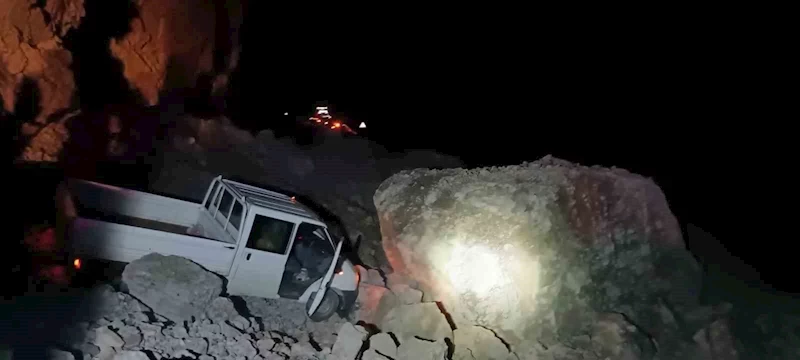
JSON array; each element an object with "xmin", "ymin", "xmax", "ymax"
[
  {"xmin": 224, "ymin": 246, "xmax": 234, "ymax": 249},
  {"xmin": 246, "ymin": 253, "xmax": 251, "ymax": 260}
]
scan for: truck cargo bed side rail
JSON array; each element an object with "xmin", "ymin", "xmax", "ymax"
[{"xmin": 201, "ymin": 176, "xmax": 247, "ymax": 243}]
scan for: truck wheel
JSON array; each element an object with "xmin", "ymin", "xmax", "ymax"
[{"xmin": 307, "ymin": 289, "xmax": 340, "ymax": 322}]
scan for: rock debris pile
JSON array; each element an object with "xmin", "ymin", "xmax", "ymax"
[
  {"xmin": 55, "ymin": 285, "xmax": 333, "ymax": 360},
  {"xmin": 50, "ymin": 252, "xmax": 518, "ymax": 359}
]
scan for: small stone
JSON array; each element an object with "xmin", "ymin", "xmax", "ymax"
[
  {"xmin": 272, "ymin": 342, "xmax": 291, "ymax": 355},
  {"xmin": 390, "ymin": 283, "xmax": 423, "ymax": 305},
  {"xmin": 331, "ymin": 323, "xmax": 368, "ymax": 359},
  {"xmin": 48, "ymin": 349, "xmax": 75, "ymax": 360},
  {"xmin": 221, "ymin": 321, "xmax": 243, "ymax": 338},
  {"xmin": 78, "ymin": 343, "xmax": 100, "ymax": 358},
  {"xmin": 93, "ymin": 327, "xmax": 124, "ymax": 359},
  {"xmin": 248, "ymin": 317, "xmax": 261, "ymax": 332},
  {"xmin": 116, "ymin": 325, "xmax": 142, "ymax": 349},
  {"xmin": 184, "ymin": 337, "xmax": 208, "ymax": 354},
  {"xmin": 356, "ymin": 284, "xmax": 394, "ymax": 324},
  {"xmin": 228, "ymin": 338, "xmax": 257, "ymax": 359},
  {"xmin": 365, "ymin": 333, "xmax": 397, "ymax": 359},
  {"xmin": 380, "ymin": 303, "xmax": 452, "ymax": 342},
  {"xmin": 281, "ymin": 334, "xmax": 298, "ymax": 344},
  {"xmin": 231, "ymin": 315, "xmax": 251, "ymax": 331},
  {"xmin": 198, "ymin": 322, "xmax": 223, "ymax": 339},
  {"xmin": 171, "ymin": 349, "xmax": 194, "ymax": 359},
  {"xmin": 260, "ymin": 352, "xmax": 286, "ymax": 360},
  {"xmin": 256, "ymin": 337, "xmax": 276, "ymax": 354},
  {"xmin": 397, "ymin": 338, "xmax": 447, "ymax": 360},
  {"xmin": 130, "ymin": 312, "xmax": 150, "ymax": 323},
  {"xmin": 207, "ymin": 338, "xmax": 229, "ymax": 358},
  {"xmin": 361, "ymin": 349, "xmax": 388, "ymax": 360},
  {"xmin": 163, "ymin": 324, "xmax": 189, "ymax": 339},
  {"xmin": 290, "ymin": 341, "xmax": 318, "ymax": 358},
  {"xmin": 386, "ymin": 273, "xmax": 416, "ymax": 291},
  {"xmin": 109, "ymin": 319, "xmax": 125, "ymax": 329},
  {"xmin": 367, "ymin": 269, "xmax": 386, "ymax": 286},
  {"xmin": 112, "ymin": 351, "xmax": 150, "ymax": 360},
  {"xmin": 205, "ymin": 297, "xmax": 240, "ymax": 322},
  {"xmin": 453, "ymin": 326, "xmax": 512, "ymax": 360}
]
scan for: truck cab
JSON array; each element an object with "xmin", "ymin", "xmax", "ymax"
[{"xmin": 199, "ymin": 177, "xmax": 359, "ymax": 319}]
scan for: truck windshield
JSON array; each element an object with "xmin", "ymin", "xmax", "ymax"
[{"xmin": 291, "ymin": 223, "xmax": 334, "ymax": 274}]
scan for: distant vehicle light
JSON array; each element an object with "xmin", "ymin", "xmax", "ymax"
[
  {"xmin": 73, "ymin": 258, "xmax": 82, "ymax": 270},
  {"xmin": 333, "ymin": 122, "xmax": 341, "ymax": 128},
  {"xmin": 359, "ymin": 122, "xmax": 366, "ymax": 129},
  {"xmin": 284, "ymin": 112, "xmax": 289, "ymax": 116}
]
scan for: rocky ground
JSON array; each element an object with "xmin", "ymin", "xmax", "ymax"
[
  {"xmin": 24, "ymin": 251, "xmax": 515, "ymax": 360},
  {"xmin": 48, "ymin": 284, "xmax": 343, "ymax": 360}
]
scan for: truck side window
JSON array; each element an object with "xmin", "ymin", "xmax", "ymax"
[
  {"xmin": 205, "ymin": 182, "xmax": 220, "ymax": 210},
  {"xmin": 229, "ymin": 202, "xmax": 243, "ymax": 230},
  {"xmin": 294, "ymin": 223, "xmax": 333, "ymax": 254},
  {"xmin": 247, "ymin": 215, "xmax": 294, "ymax": 254},
  {"xmin": 219, "ymin": 191, "xmax": 234, "ymax": 216}
]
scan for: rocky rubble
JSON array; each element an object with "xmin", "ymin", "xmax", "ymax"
[
  {"xmin": 48, "ymin": 249, "xmax": 530, "ymax": 360},
  {"xmin": 58, "ymin": 284, "xmax": 338, "ymax": 360}
]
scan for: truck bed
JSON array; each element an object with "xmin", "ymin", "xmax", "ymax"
[
  {"xmin": 64, "ymin": 179, "xmax": 237, "ymax": 241},
  {"xmin": 59, "ymin": 179, "xmax": 239, "ymax": 275},
  {"xmin": 79, "ymin": 206, "xmax": 190, "ymax": 236}
]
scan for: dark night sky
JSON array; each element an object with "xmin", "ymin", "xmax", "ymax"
[{"xmin": 231, "ymin": 25, "xmax": 741, "ymax": 216}]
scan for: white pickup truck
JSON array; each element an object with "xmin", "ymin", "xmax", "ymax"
[{"xmin": 57, "ymin": 176, "xmax": 360, "ymax": 321}]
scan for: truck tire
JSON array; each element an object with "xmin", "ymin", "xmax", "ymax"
[{"xmin": 307, "ymin": 288, "xmax": 340, "ymax": 322}]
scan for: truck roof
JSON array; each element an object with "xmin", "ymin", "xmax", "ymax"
[{"xmin": 220, "ymin": 178, "xmax": 323, "ymax": 223}]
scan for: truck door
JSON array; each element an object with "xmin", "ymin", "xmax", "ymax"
[
  {"xmin": 308, "ymin": 239, "xmax": 343, "ymax": 316},
  {"xmin": 227, "ymin": 211, "xmax": 296, "ymax": 298}
]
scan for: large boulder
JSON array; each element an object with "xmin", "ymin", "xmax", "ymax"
[
  {"xmin": 373, "ymin": 156, "xmax": 702, "ymax": 357},
  {"xmin": 453, "ymin": 325, "xmax": 515, "ymax": 360},
  {"xmin": 121, "ymin": 253, "xmax": 223, "ymax": 322}
]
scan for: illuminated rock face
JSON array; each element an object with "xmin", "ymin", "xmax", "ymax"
[
  {"xmin": 374, "ymin": 156, "xmax": 700, "ymax": 357},
  {"xmin": 110, "ymin": 0, "xmax": 244, "ymax": 105},
  {"xmin": 0, "ymin": 0, "xmax": 84, "ymax": 121}
]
